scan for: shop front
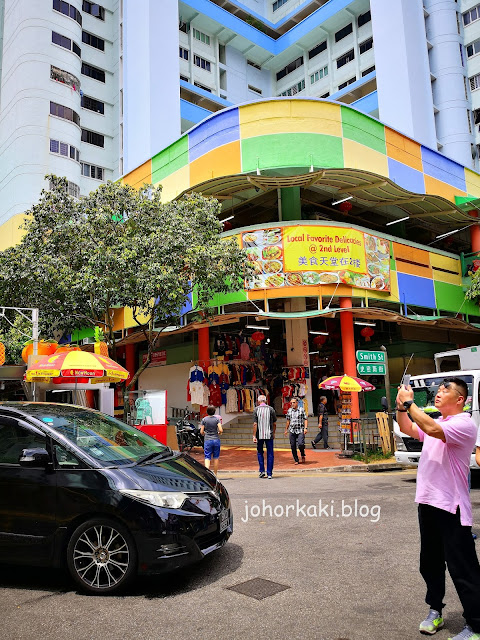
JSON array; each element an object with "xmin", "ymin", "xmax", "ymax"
[{"xmin": 117, "ymin": 98, "xmax": 480, "ymax": 428}]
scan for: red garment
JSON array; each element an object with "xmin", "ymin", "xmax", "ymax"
[{"xmin": 209, "ymin": 383, "xmax": 222, "ymax": 407}]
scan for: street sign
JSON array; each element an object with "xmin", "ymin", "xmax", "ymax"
[
  {"xmin": 357, "ymin": 362, "xmax": 386, "ymax": 375},
  {"xmin": 356, "ymin": 350, "xmax": 385, "ymax": 363}
]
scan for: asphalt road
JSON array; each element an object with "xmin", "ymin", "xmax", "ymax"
[{"xmin": 2, "ymin": 470, "xmax": 480, "ymax": 640}]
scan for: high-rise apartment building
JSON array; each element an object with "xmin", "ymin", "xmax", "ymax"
[{"xmin": 2, "ymin": 0, "xmax": 480, "ymax": 232}]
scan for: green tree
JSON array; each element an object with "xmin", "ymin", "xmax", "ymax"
[
  {"xmin": 0, "ymin": 314, "xmax": 33, "ymax": 364},
  {"xmin": 466, "ymin": 268, "xmax": 480, "ymax": 302},
  {"xmin": 0, "ymin": 176, "xmax": 251, "ymax": 388}
]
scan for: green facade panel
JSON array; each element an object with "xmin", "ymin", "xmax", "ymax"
[
  {"xmin": 341, "ymin": 107, "xmax": 386, "ymax": 155},
  {"xmin": 152, "ymin": 135, "xmax": 189, "ymax": 184},
  {"xmin": 281, "ymin": 187, "xmax": 301, "ymax": 220},
  {"xmin": 241, "ymin": 133, "xmax": 344, "ymax": 173},
  {"xmin": 434, "ymin": 281, "xmax": 480, "ymax": 315}
]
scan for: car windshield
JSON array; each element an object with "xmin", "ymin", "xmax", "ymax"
[
  {"xmin": 411, "ymin": 375, "xmax": 474, "ymax": 414},
  {"xmin": 20, "ymin": 404, "xmax": 170, "ymax": 467}
]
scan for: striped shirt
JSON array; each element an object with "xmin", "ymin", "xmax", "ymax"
[
  {"xmin": 286, "ymin": 407, "xmax": 307, "ymax": 434},
  {"xmin": 253, "ymin": 404, "xmax": 277, "ymax": 440}
]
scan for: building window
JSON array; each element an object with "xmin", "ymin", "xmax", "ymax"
[
  {"xmin": 470, "ymin": 73, "xmax": 480, "ymax": 91},
  {"xmin": 310, "ymin": 66, "xmax": 328, "ymax": 84},
  {"xmin": 357, "ymin": 10, "xmax": 371, "ymax": 28},
  {"xmin": 194, "ymin": 81, "xmax": 212, "ymax": 92},
  {"xmin": 273, "ymin": 0, "xmax": 289, "ymax": 11},
  {"xmin": 468, "ymin": 109, "xmax": 473, "ymax": 135},
  {"xmin": 68, "ymin": 181, "xmax": 81, "ymax": 198},
  {"xmin": 474, "ymin": 108, "xmax": 480, "ymax": 124},
  {"xmin": 359, "ymin": 37, "xmax": 373, "ymax": 54},
  {"xmin": 53, "ymin": 0, "xmax": 82, "ymax": 25},
  {"xmin": 81, "ymin": 62, "xmax": 105, "ymax": 83},
  {"xmin": 52, "ymin": 31, "xmax": 81, "ymax": 57},
  {"xmin": 179, "ymin": 46, "xmax": 189, "ymax": 60},
  {"xmin": 279, "ymin": 79, "xmax": 305, "ymax": 96},
  {"xmin": 82, "ymin": 31, "xmax": 105, "ymax": 51},
  {"xmin": 179, "ymin": 20, "xmax": 189, "ymax": 33},
  {"xmin": 247, "ymin": 59, "xmax": 261, "ymax": 70},
  {"xmin": 308, "ymin": 40, "xmax": 327, "ymax": 60},
  {"xmin": 276, "ymin": 56, "xmax": 303, "ymax": 81},
  {"xmin": 81, "ymin": 129, "xmax": 104, "ymax": 147},
  {"xmin": 81, "ymin": 162, "xmax": 104, "ymax": 180},
  {"xmin": 320, "ymin": 92, "xmax": 330, "ymax": 98},
  {"xmin": 248, "ymin": 84, "xmax": 262, "ymax": 94},
  {"xmin": 193, "ymin": 28, "xmax": 210, "ymax": 45},
  {"xmin": 50, "ymin": 138, "xmax": 80, "ymax": 161},
  {"xmin": 50, "ymin": 65, "xmax": 80, "ymax": 92},
  {"xmin": 337, "ymin": 49, "xmax": 355, "ymax": 69},
  {"xmin": 338, "ymin": 76, "xmax": 356, "ymax": 90},
  {"xmin": 463, "ymin": 4, "xmax": 480, "ymax": 25},
  {"xmin": 466, "ymin": 39, "xmax": 480, "ymax": 58},
  {"xmin": 362, "ymin": 65, "xmax": 375, "ymax": 77},
  {"xmin": 82, "ymin": 1, "xmax": 105, "ymax": 20},
  {"xmin": 335, "ymin": 23, "xmax": 353, "ymax": 43},
  {"xmin": 50, "ymin": 101, "xmax": 80, "ymax": 126},
  {"xmin": 81, "ymin": 95, "xmax": 104, "ymax": 114},
  {"xmin": 193, "ymin": 55, "xmax": 211, "ymax": 71},
  {"xmin": 180, "ymin": 75, "xmax": 189, "ymax": 82}
]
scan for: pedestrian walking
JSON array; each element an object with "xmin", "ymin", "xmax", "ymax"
[
  {"xmin": 396, "ymin": 377, "xmax": 480, "ymax": 639},
  {"xmin": 285, "ymin": 397, "xmax": 308, "ymax": 464},
  {"xmin": 200, "ymin": 406, "xmax": 223, "ymax": 476},
  {"xmin": 253, "ymin": 395, "xmax": 276, "ymax": 479},
  {"xmin": 312, "ymin": 395, "xmax": 330, "ymax": 449}
]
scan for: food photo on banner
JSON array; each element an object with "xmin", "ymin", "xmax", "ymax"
[{"xmin": 241, "ymin": 226, "xmax": 390, "ymax": 292}]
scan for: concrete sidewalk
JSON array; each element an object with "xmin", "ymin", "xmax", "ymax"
[{"xmin": 187, "ymin": 444, "xmax": 402, "ymax": 473}]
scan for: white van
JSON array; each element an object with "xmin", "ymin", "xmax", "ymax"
[{"xmin": 394, "ymin": 369, "xmax": 480, "ymax": 469}]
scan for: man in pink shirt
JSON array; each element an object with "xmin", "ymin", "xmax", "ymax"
[{"xmin": 396, "ymin": 377, "xmax": 480, "ymax": 640}]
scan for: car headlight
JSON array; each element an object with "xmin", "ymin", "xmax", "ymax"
[
  {"xmin": 119, "ymin": 489, "xmax": 188, "ymax": 509},
  {"xmin": 394, "ymin": 433, "xmax": 407, "ymax": 451}
]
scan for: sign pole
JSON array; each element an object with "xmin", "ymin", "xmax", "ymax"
[{"xmin": 381, "ymin": 345, "xmax": 394, "ymax": 454}]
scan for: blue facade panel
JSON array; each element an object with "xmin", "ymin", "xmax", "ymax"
[
  {"xmin": 350, "ymin": 91, "xmax": 378, "ymax": 115},
  {"xmin": 388, "ymin": 157, "xmax": 425, "ymax": 194},
  {"xmin": 421, "ymin": 145, "xmax": 467, "ymax": 192},
  {"xmin": 397, "ymin": 273, "xmax": 436, "ymax": 309},
  {"xmin": 188, "ymin": 108, "xmax": 240, "ymax": 162}
]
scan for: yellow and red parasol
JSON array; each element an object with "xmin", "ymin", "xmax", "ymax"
[
  {"xmin": 26, "ymin": 350, "xmax": 128, "ymax": 384},
  {"xmin": 319, "ymin": 374, "xmax": 375, "ymax": 392}
]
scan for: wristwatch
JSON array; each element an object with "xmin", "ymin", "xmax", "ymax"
[{"xmin": 403, "ymin": 400, "xmax": 413, "ymax": 410}]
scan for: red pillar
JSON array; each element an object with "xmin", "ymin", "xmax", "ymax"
[
  {"xmin": 125, "ymin": 343, "xmax": 136, "ymax": 386},
  {"xmin": 339, "ymin": 297, "xmax": 360, "ymax": 420},
  {"xmin": 469, "ymin": 210, "xmax": 480, "ymax": 253},
  {"xmin": 198, "ymin": 327, "xmax": 210, "ymax": 366}
]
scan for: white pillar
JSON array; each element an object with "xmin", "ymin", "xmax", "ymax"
[{"xmin": 284, "ymin": 298, "xmax": 313, "ymax": 417}]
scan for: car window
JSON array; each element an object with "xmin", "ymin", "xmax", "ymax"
[
  {"xmin": 53, "ymin": 443, "xmax": 85, "ymax": 469},
  {"xmin": 0, "ymin": 418, "xmax": 46, "ymax": 465}
]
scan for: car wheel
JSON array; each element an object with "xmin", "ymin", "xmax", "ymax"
[{"xmin": 67, "ymin": 518, "xmax": 137, "ymax": 595}]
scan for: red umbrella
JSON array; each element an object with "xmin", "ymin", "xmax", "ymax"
[{"xmin": 319, "ymin": 375, "xmax": 375, "ymax": 392}]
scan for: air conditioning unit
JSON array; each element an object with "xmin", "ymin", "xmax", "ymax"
[{"xmin": 82, "ymin": 337, "xmax": 96, "ymax": 345}]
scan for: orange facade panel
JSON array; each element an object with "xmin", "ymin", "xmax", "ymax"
[
  {"xmin": 385, "ymin": 128, "xmax": 423, "ymax": 172},
  {"xmin": 190, "ymin": 141, "xmax": 241, "ymax": 186},
  {"xmin": 393, "ymin": 242, "xmax": 432, "ymax": 277},
  {"xmin": 123, "ymin": 160, "xmax": 152, "ymax": 189}
]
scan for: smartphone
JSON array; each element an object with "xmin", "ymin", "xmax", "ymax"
[{"xmin": 402, "ymin": 374, "xmax": 411, "ymax": 388}]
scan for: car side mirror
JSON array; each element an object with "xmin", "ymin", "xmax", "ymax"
[
  {"xmin": 19, "ymin": 448, "xmax": 50, "ymax": 467},
  {"xmin": 380, "ymin": 396, "xmax": 389, "ymax": 412}
]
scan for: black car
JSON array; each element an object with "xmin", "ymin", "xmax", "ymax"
[{"xmin": 0, "ymin": 402, "xmax": 232, "ymax": 594}]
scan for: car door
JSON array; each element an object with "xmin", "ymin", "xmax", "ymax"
[{"xmin": 0, "ymin": 414, "xmax": 57, "ymax": 565}]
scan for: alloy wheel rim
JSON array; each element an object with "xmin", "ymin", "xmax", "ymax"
[{"xmin": 73, "ymin": 525, "xmax": 129, "ymax": 589}]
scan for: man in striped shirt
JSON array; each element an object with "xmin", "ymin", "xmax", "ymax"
[
  {"xmin": 285, "ymin": 398, "xmax": 308, "ymax": 464},
  {"xmin": 253, "ymin": 395, "xmax": 277, "ymax": 479}
]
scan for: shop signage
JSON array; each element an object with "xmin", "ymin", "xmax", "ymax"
[
  {"xmin": 356, "ymin": 350, "xmax": 385, "ymax": 362},
  {"xmin": 357, "ymin": 362, "xmax": 386, "ymax": 375},
  {"xmin": 241, "ymin": 225, "xmax": 390, "ymax": 292},
  {"xmin": 142, "ymin": 350, "xmax": 167, "ymax": 367}
]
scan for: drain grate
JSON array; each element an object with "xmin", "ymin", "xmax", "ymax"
[{"xmin": 226, "ymin": 577, "xmax": 290, "ymax": 600}]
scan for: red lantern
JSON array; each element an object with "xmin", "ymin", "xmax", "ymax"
[
  {"xmin": 338, "ymin": 200, "xmax": 353, "ymax": 213},
  {"xmin": 360, "ymin": 327, "xmax": 375, "ymax": 342},
  {"xmin": 251, "ymin": 331, "xmax": 265, "ymax": 342},
  {"xmin": 313, "ymin": 335, "xmax": 327, "ymax": 346},
  {"xmin": 223, "ymin": 220, "xmax": 233, "ymax": 232}
]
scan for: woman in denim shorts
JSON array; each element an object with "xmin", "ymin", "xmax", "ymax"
[{"xmin": 200, "ymin": 405, "xmax": 223, "ymax": 475}]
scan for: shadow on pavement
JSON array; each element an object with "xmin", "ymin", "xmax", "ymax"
[{"xmin": 0, "ymin": 543, "xmax": 244, "ymax": 599}]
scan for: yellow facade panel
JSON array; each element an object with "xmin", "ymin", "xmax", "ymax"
[
  {"xmin": 155, "ymin": 165, "xmax": 191, "ymax": 202},
  {"xmin": 0, "ymin": 214, "xmax": 27, "ymax": 250},
  {"xmin": 465, "ymin": 168, "xmax": 480, "ymax": 199},
  {"xmin": 239, "ymin": 100, "xmax": 342, "ymax": 139},
  {"xmin": 343, "ymin": 139, "xmax": 389, "ymax": 176}
]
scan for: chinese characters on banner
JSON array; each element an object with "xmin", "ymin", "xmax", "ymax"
[
  {"xmin": 242, "ymin": 226, "xmax": 390, "ymax": 292},
  {"xmin": 142, "ymin": 350, "xmax": 167, "ymax": 367}
]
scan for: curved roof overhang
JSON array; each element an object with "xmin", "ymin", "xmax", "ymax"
[{"xmin": 179, "ymin": 168, "xmax": 472, "ymax": 227}]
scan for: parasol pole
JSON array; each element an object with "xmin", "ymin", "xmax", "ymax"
[
  {"xmin": 381, "ymin": 345, "xmax": 394, "ymax": 454},
  {"xmin": 31, "ymin": 308, "xmax": 39, "ymax": 402}
]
